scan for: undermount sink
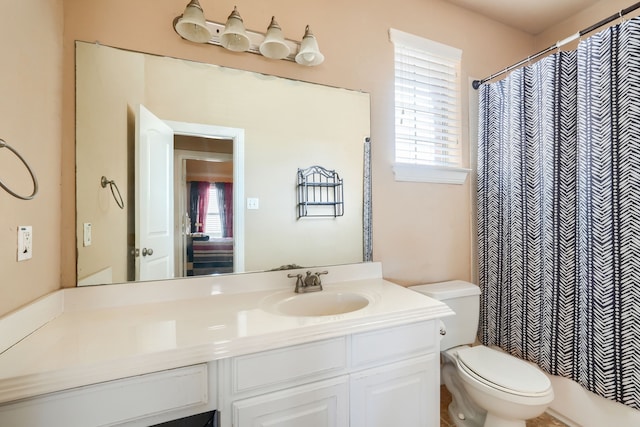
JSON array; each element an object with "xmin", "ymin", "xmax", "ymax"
[{"xmin": 261, "ymin": 290, "xmax": 371, "ymax": 317}]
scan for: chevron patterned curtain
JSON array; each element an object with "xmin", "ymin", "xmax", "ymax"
[{"xmin": 478, "ymin": 18, "xmax": 640, "ymax": 410}]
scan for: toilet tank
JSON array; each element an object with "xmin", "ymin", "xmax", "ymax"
[{"xmin": 409, "ymin": 280, "xmax": 481, "ymax": 351}]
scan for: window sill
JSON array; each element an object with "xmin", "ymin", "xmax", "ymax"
[{"xmin": 393, "ymin": 163, "xmax": 471, "ymax": 184}]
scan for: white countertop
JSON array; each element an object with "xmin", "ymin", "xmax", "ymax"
[{"xmin": 0, "ymin": 263, "xmax": 452, "ymax": 404}]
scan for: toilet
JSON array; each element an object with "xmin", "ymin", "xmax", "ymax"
[{"xmin": 410, "ymin": 280, "xmax": 554, "ymax": 427}]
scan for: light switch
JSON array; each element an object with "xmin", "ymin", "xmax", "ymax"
[
  {"xmin": 247, "ymin": 197, "xmax": 260, "ymax": 210},
  {"xmin": 17, "ymin": 226, "xmax": 32, "ymax": 261},
  {"xmin": 83, "ymin": 222, "xmax": 92, "ymax": 246}
]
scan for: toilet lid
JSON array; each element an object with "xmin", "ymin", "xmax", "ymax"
[{"xmin": 457, "ymin": 346, "xmax": 551, "ymax": 395}]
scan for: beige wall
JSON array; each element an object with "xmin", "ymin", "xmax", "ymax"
[
  {"xmin": 0, "ymin": 1, "xmax": 63, "ymax": 316},
  {"xmin": 535, "ymin": 0, "xmax": 640, "ymax": 50},
  {"xmin": 76, "ymin": 43, "xmax": 368, "ymax": 276},
  {"xmin": 61, "ymin": 0, "xmax": 535, "ymax": 292},
  {"xmin": 2, "ymin": 0, "xmax": 625, "ymax": 314},
  {"xmin": 75, "ymin": 43, "xmax": 144, "ymax": 283},
  {"xmin": 1, "ymin": 0, "xmax": 538, "ymax": 317}
]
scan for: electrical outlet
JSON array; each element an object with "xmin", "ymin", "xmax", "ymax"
[
  {"xmin": 17, "ymin": 226, "xmax": 32, "ymax": 261},
  {"xmin": 83, "ymin": 222, "xmax": 92, "ymax": 247}
]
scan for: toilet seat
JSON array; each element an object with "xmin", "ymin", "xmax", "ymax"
[{"xmin": 456, "ymin": 346, "xmax": 552, "ymax": 397}]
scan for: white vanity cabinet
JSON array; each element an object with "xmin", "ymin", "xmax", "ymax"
[
  {"xmin": 218, "ymin": 320, "xmax": 440, "ymax": 427},
  {"xmin": 349, "ymin": 320, "xmax": 439, "ymax": 427},
  {"xmin": 0, "ymin": 263, "xmax": 453, "ymax": 427},
  {"xmin": 0, "ymin": 363, "xmax": 216, "ymax": 427}
]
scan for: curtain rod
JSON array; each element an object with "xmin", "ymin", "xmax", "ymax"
[{"xmin": 472, "ymin": 1, "xmax": 640, "ymax": 90}]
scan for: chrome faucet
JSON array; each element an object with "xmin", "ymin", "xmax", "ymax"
[{"xmin": 288, "ymin": 270, "xmax": 328, "ymax": 293}]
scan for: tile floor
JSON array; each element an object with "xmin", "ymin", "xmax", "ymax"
[{"xmin": 439, "ymin": 385, "xmax": 567, "ymax": 427}]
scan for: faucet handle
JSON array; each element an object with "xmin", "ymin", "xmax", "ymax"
[
  {"xmin": 288, "ymin": 273, "xmax": 304, "ymax": 292},
  {"xmin": 315, "ymin": 271, "xmax": 328, "ymax": 283}
]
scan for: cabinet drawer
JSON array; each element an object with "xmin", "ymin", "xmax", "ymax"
[
  {"xmin": 0, "ymin": 364, "xmax": 209, "ymax": 427},
  {"xmin": 231, "ymin": 337, "xmax": 347, "ymax": 394},
  {"xmin": 351, "ymin": 321, "xmax": 437, "ymax": 369}
]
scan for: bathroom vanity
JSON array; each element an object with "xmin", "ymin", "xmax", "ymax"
[{"xmin": 0, "ymin": 263, "xmax": 453, "ymax": 426}]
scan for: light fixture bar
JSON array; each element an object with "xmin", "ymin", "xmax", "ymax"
[
  {"xmin": 174, "ymin": 18, "xmax": 301, "ymax": 62},
  {"xmin": 173, "ymin": 3, "xmax": 325, "ymax": 66}
]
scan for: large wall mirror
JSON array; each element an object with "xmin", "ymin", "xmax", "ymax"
[{"xmin": 75, "ymin": 42, "xmax": 371, "ymax": 286}]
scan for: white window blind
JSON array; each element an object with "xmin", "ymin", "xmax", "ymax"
[{"xmin": 390, "ymin": 29, "xmax": 462, "ymax": 169}]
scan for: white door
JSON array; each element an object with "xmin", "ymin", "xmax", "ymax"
[{"xmin": 135, "ymin": 104, "xmax": 175, "ymax": 281}]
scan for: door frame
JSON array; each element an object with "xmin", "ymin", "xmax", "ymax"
[
  {"xmin": 174, "ymin": 150, "xmax": 233, "ymax": 276},
  {"xmin": 165, "ymin": 120, "xmax": 245, "ymax": 275}
]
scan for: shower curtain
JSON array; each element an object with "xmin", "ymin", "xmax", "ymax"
[{"xmin": 477, "ymin": 18, "xmax": 640, "ymax": 410}]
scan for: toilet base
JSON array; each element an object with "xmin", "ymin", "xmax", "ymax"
[
  {"xmin": 442, "ymin": 361, "xmax": 486, "ymax": 427},
  {"xmin": 447, "ymin": 400, "xmax": 484, "ymax": 427},
  {"xmin": 483, "ymin": 413, "xmax": 525, "ymax": 427}
]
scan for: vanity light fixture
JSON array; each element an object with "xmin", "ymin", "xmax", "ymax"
[
  {"xmin": 220, "ymin": 6, "xmax": 250, "ymax": 52},
  {"xmin": 295, "ymin": 26, "xmax": 324, "ymax": 66},
  {"xmin": 174, "ymin": 0, "xmax": 212, "ymax": 43},
  {"xmin": 259, "ymin": 17, "xmax": 290, "ymax": 60},
  {"xmin": 173, "ymin": 1, "xmax": 324, "ymax": 66}
]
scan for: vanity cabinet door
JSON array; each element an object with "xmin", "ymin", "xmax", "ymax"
[
  {"xmin": 350, "ymin": 355, "xmax": 439, "ymax": 427},
  {"xmin": 232, "ymin": 376, "xmax": 349, "ymax": 427}
]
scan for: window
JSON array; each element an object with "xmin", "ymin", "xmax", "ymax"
[
  {"xmin": 205, "ymin": 186, "xmax": 222, "ymax": 238},
  {"xmin": 390, "ymin": 29, "xmax": 469, "ymax": 184}
]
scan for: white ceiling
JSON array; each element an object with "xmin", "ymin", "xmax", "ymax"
[{"xmin": 444, "ymin": 0, "xmax": 602, "ymax": 34}]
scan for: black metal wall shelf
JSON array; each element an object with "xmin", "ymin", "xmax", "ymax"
[{"xmin": 297, "ymin": 165, "xmax": 344, "ymax": 218}]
